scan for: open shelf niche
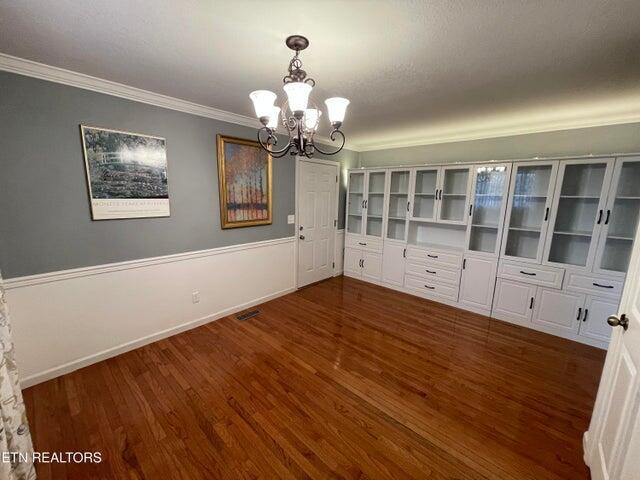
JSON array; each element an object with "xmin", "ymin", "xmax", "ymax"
[{"xmin": 408, "ymin": 220, "xmax": 466, "ymax": 251}]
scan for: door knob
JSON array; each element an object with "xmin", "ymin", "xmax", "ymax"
[
  {"xmin": 607, "ymin": 314, "xmax": 629, "ymax": 331},
  {"xmin": 299, "ymin": 235, "xmax": 305, "ymax": 240}
]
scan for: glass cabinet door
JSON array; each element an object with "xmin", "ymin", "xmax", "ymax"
[
  {"xmin": 346, "ymin": 171, "xmax": 364, "ymax": 235},
  {"xmin": 594, "ymin": 158, "xmax": 640, "ymax": 274},
  {"xmin": 411, "ymin": 168, "xmax": 439, "ymax": 220},
  {"xmin": 438, "ymin": 167, "xmax": 470, "ymax": 223},
  {"xmin": 467, "ymin": 164, "xmax": 510, "ymax": 255},
  {"xmin": 365, "ymin": 170, "xmax": 386, "ymax": 237},
  {"xmin": 386, "ymin": 170, "xmax": 411, "ymax": 241},
  {"xmin": 503, "ymin": 162, "xmax": 557, "ymax": 262},
  {"xmin": 544, "ymin": 159, "xmax": 613, "ymax": 268}
]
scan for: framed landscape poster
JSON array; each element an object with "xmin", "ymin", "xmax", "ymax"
[
  {"xmin": 216, "ymin": 134, "xmax": 272, "ymax": 228},
  {"xmin": 80, "ymin": 125, "xmax": 170, "ymax": 220}
]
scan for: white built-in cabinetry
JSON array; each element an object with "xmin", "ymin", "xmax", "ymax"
[{"xmin": 343, "ymin": 156, "xmax": 640, "ymax": 348}]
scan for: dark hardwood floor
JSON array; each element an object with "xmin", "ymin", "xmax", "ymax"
[{"xmin": 23, "ymin": 276, "xmax": 606, "ymax": 479}]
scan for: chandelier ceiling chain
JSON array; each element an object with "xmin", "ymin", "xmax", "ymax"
[{"xmin": 249, "ymin": 35, "xmax": 349, "ymax": 158}]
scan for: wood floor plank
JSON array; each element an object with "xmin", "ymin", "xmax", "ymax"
[{"xmin": 23, "ymin": 276, "xmax": 604, "ymax": 479}]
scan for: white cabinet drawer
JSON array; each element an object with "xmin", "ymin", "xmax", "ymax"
[
  {"xmin": 404, "ymin": 275, "xmax": 459, "ymax": 301},
  {"xmin": 406, "ymin": 245, "xmax": 462, "ymax": 268},
  {"xmin": 565, "ymin": 272, "xmax": 624, "ymax": 298},
  {"xmin": 498, "ymin": 260, "xmax": 564, "ymax": 289},
  {"xmin": 405, "ymin": 261, "xmax": 460, "ymax": 285},
  {"xmin": 344, "ymin": 235, "xmax": 383, "ymax": 253}
]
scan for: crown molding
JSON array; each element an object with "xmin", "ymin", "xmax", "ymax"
[
  {"xmin": 353, "ymin": 110, "xmax": 640, "ymax": 152},
  {"xmin": 0, "ymin": 52, "xmax": 342, "ymax": 147},
  {"xmin": 5, "ymin": 52, "xmax": 639, "ymax": 155}
]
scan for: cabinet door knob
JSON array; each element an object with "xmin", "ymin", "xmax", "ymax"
[
  {"xmin": 299, "ymin": 235, "xmax": 305, "ymax": 240},
  {"xmin": 607, "ymin": 314, "xmax": 629, "ymax": 331}
]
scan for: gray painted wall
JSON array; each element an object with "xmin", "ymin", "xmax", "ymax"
[
  {"xmin": 0, "ymin": 72, "xmax": 356, "ymax": 278},
  {"xmin": 359, "ymin": 123, "xmax": 640, "ymax": 167}
]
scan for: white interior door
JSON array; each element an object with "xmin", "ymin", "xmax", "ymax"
[
  {"xmin": 297, "ymin": 160, "xmax": 337, "ymax": 287},
  {"xmin": 586, "ymin": 214, "xmax": 640, "ymax": 479}
]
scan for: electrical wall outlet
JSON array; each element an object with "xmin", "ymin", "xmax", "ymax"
[
  {"xmin": 192, "ymin": 291, "xmax": 200, "ymax": 304},
  {"xmin": 287, "ymin": 214, "xmax": 295, "ymax": 224}
]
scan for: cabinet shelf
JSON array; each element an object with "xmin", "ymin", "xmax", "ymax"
[
  {"xmin": 472, "ymin": 224, "xmax": 499, "ymax": 229},
  {"xmin": 388, "ymin": 216, "xmax": 407, "ymax": 221},
  {"xmin": 553, "ymin": 230, "xmax": 592, "ymax": 237},
  {"xmin": 368, "ymin": 192, "xmax": 385, "ymax": 195},
  {"xmin": 414, "ymin": 193, "xmax": 435, "ymax": 196},
  {"xmin": 349, "ymin": 191, "xmax": 363, "ymax": 195},
  {"xmin": 606, "ymin": 235, "xmax": 633, "ymax": 241},
  {"xmin": 367, "ymin": 214, "xmax": 383, "ymax": 218},
  {"xmin": 513, "ymin": 194, "xmax": 547, "ymax": 198},
  {"xmin": 509, "ymin": 226, "xmax": 541, "ymax": 233},
  {"xmin": 442, "ymin": 193, "xmax": 466, "ymax": 197},
  {"xmin": 474, "ymin": 194, "xmax": 502, "ymax": 197},
  {"xmin": 559, "ymin": 195, "xmax": 600, "ymax": 199},
  {"xmin": 615, "ymin": 196, "xmax": 640, "ymax": 200},
  {"xmin": 390, "ymin": 192, "xmax": 408, "ymax": 195}
]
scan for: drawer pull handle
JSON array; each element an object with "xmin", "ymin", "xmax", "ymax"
[
  {"xmin": 544, "ymin": 207, "xmax": 549, "ymax": 221},
  {"xmin": 593, "ymin": 282, "xmax": 614, "ymax": 289},
  {"xmin": 604, "ymin": 210, "xmax": 610, "ymax": 225},
  {"xmin": 358, "ymin": 242, "xmax": 367, "ymax": 246},
  {"xmin": 403, "ymin": 248, "xmax": 406, "ymax": 258},
  {"xmin": 583, "ymin": 309, "xmax": 589, "ymax": 322},
  {"xmin": 427, "ymin": 254, "xmax": 439, "ymax": 258},
  {"xmin": 424, "ymin": 284, "xmax": 435, "ymax": 290},
  {"xmin": 519, "ymin": 270, "xmax": 537, "ymax": 276},
  {"xmin": 425, "ymin": 269, "xmax": 436, "ymax": 274},
  {"xmin": 596, "ymin": 209, "xmax": 603, "ymax": 224},
  {"xmin": 529, "ymin": 297, "xmax": 534, "ymax": 309},
  {"xmin": 576, "ymin": 307, "xmax": 582, "ymax": 321}
]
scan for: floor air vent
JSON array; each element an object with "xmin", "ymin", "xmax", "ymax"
[{"xmin": 236, "ymin": 309, "xmax": 260, "ymax": 321}]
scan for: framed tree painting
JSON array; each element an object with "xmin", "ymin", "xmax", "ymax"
[
  {"xmin": 216, "ymin": 135, "xmax": 272, "ymax": 228},
  {"xmin": 81, "ymin": 125, "xmax": 170, "ymax": 220}
]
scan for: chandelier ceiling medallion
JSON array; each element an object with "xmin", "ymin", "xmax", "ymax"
[{"xmin": 249, "ymin": 35, "xmax": 349, "ymax": 158}]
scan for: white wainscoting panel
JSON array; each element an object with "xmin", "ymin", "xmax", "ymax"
[
  {"xmin": 5, "ymin": 237, "xmax": 296, "ymax": 387},
  {"xmin": 334, "ymin": 229, "xmax": 345, "ymax": 275}
]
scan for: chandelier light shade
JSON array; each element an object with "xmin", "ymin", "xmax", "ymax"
[
  {"xmin": 249, "ymin": 35, "xmax": 349, "ymax": 158},
  {"xmin": 266, "ymin": 106, "xmax": 281, "ymax": 129},
  {"xmin": 249, "ymin": 90, "xmax": 277, "ymax": 120},
  {"xmin": 303, "ymin": 108, "xmax": 321, "ymax": 131},
  {"xmin": 283, "ymin": 82, "xmax": 312, "ymax": 114},
  {"xmin": 325, "ymin": 97, "xmax": 350, "ymax": 125}
]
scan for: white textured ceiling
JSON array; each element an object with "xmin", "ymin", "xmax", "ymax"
[{"xmin": 1, "ymin": 0, "xmax": 640, "ymax": 150}]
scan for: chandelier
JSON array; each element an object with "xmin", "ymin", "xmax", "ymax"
[{"xmin": 249, "ymin": 35, "xmax": 349, "ymax": 158}]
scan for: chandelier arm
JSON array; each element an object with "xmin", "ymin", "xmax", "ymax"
[
  {"xmin": 257, "ymin": 127, "xmax": 294, "ymax": 158},
  {"xmin": 311, "ymin": 129, "xmax": 346, "ymax": 156}
]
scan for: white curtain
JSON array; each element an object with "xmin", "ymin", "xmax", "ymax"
[{"xmin": 0, "ymin": 272, "xmax": 36, "ymax": 480}]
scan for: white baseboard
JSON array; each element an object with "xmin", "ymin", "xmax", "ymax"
[{"xmin": 6, "ymin": 237, "xmax": 296, "ymax": 387}]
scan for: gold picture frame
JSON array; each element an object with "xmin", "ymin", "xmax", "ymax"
[{"xmin": 216, "ymin": 134, "xmax": 273, "ymax": 228}]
